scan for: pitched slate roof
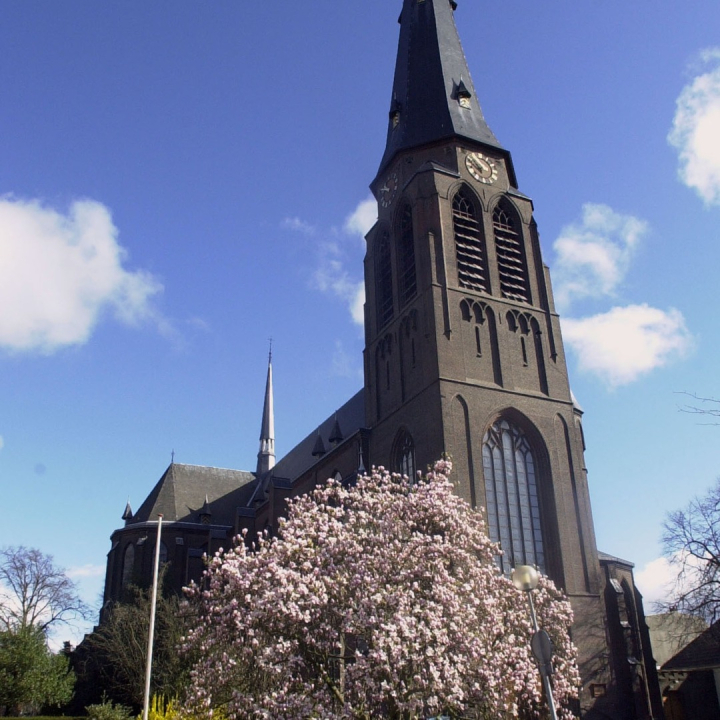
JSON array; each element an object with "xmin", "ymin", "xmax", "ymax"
[
  {"xmin": 131, "ymin": 463, "xmax": 255, "ymax": 526},
  {"xmin": 269, "ymin": 389, "xmax": 365, "ymax": 483},
  {"xmin": 663, "ymin": 620, "xmax": 720, "ymax": 671},
  {"xmin": 598, "ymin": 550, "xmax": 635, "ymax": 568},
  {"xmin": 378, "ymin": 0, "xmax": 503, "ymax": 175}
]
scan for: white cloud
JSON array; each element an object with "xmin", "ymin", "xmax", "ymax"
[
  {"xmin": 0, "ymin": 196, "xmax": 164, "ymax": 354},
  {"xmin": 331, "ymin": 339, "xmax": 363, "ymax": 380},
  {"xmin": 0, "ymin": 436, "xmax": 4, "ymax": 452},
  {"xmin": 313, "ymin": 241, "xmax": 365, "ymax": 326},
  {"xmin": 308, "ymin": 198, "xmax": 374, "ymax": 327},
  {"xmin": 669, "ymin": 48, "xmax": 720, "ymax": 206},
  {"xmin": 186, "ymin": 316, "xmax": 211, "ymax": 333},
  {"xmin": 562, "ymin": 304, "xmax": 692, "ymax": 388},
  {"xmin": 635, "ymin": 552, "xmax": 709, "ymax": 615},
  {"xmin": 344, "ymin": 197, "xmax": 377, "ymax": 239},
  {"xmin": 46, "ymin": 565, "xmax": 106, "ymax": 651},
  {"xmin": 282, "ymin": 216, "xmax": 316, "ymax": 235},
  {"xmin": 67, "ymin": 563, "xmax": 106, "ymax": 579},
  {"xmin": 552, "ymin": 204, "xmax": 648, "ymax": 309},
  {"xmin": 635, "ymin": 556, "xmax": 676, "ymax": 608}
]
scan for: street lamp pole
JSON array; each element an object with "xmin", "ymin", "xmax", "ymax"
[
  {"xmin": 512, "ymin": 565, "xmax": 559, "ymax": 720},
  {"xmin": 143, "ymin": 514, "xmax": 163, "ymax": 720}
]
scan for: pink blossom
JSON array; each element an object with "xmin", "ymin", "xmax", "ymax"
[{"xmin": 182, "ymin": 461, "xmax": 580, "ymax": 719}]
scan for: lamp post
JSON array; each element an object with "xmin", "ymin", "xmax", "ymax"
[
  {"xmin": 143, "ymin": 514, "xmax": 163, "ymax": 720},
  {"xmin": 512, "ymin": 565, "xmax": 559, "ymax": 720}
]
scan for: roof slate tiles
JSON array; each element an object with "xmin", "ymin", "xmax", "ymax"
[
  {"xmin": 270, "ymin": 389, "xmax": 365, "ymax": 483},
  {"xmin": 131, "ymin": 463, "xmax": 255, "ymax": 526},
  {"xmin": 379, "ymin": 0, "xmax": 503, "ymax": 174}
]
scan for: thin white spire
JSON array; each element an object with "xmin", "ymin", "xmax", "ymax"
[{"xmin": 256, "ymin": 345, "xmax": 276, "ymax": 475}]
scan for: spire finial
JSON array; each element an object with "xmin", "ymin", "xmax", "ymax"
[{"xmin": 257, "ymin": 351, "xmax": 276, "ymax": 476}]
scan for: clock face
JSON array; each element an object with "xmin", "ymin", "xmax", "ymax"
[
  {"xmin": 466, "ymin": 152, "xmax": 498, "ymax": 185},
  {"xmin": 379, "ymin": 172, "xmax": 399, "ymax": 208}
]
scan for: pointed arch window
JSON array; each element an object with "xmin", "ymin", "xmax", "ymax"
[
  {"xmin": 482, "ymin": 419, "xmax": 544, "ymax": 573},
  {"xmin": 453, "ymin": 188, "xmax": 489, "ymax": 293},
  {"xmin": 398, "ymin": 204, "xmax": 417, "ymax": 306},
  {"xmin": 393, "ymin": 430, "xmax": 416, "ymax": 481},
  {"xmin": 376, "ymin": 230, "xmax": 394, "ymax": 329},
  {"xmin": 121, "ymin": 543, "xmax": 135, "ymax": 588},
  {"xmin": 493, "ymin": 202, "xmax": 530, "ymax": 303}
]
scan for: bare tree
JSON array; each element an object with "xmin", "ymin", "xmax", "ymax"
[
  {"xmin": 82, "ymin": 583, "xmax": 197, "ymax": 708},
  {"xmin": 662, "ymin": 480, "xmax": 720, "ymax": 623},
  {"xmin": 0, "ymin": 546, "xmax": 90, "ymax": 633},
  {"xmin": 676, "ymin": 392, "xmax": 720, "ymax": 424}
]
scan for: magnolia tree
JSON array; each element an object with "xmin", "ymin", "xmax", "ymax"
[{"xmin": 183, "ymin": 461, "xmax": 580, "ymax": 719}]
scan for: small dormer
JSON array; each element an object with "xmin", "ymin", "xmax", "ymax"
[{"xmin": 199, "ymin": 495, "xmax": 212, "ymax": 525}]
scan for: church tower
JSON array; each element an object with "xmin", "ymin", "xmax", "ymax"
[{"xmin": 363, "ymin": 1, "xmax": 611, "ymax": 713}]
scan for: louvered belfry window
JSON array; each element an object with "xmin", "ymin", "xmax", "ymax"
[
  {"xmin": 376, "ymin": 231, "xmax": 394, "ymax": 329},
  {"xmin": 398, "ymin": 204, "xmax": 417, "ymax": 306},
  {"xmin": 493, "ymin": 203, "xmax": 530, "ymax": 303},
  {"xmin": 453, "ymin": 189, "xmax": 489, "ymax": 293},
  {"xmin": 482, "ymin": 419, "xmax": 544, "ymax": 574}
]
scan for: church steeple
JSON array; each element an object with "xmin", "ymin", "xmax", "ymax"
[
  {"xmin": 378, "ymin": 0, "xmax": 504, "ymax": 175},
  {"xmin": 256, "ymin": 349, "xmax": 275, "ymax": 476},
  {"xmin": 361, "ymin": 5, "xmax": 624, "ymax": 711}
]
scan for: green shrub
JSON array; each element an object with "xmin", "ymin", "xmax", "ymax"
[{"xmin": 86, "ymin": 697, "xmax": 133, "ymax": 720}]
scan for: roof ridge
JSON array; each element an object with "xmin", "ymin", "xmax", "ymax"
[{"xmin": 172, "ymin": 462, "xmax": 254, "ymax": 473}]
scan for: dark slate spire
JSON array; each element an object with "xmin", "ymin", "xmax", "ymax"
[
  {"xmin": 329, "ymin": 414, "xmax": 344, "ymax": 445},
  {"xmin": 378, "ymin": 0, "xmax": 503, "ymax": 174},
  {"xmin": 122, "ymin": 501, "xmax": 133, "ymax": 524},
  {"xmin": 256, "ymin": 349, "xmax": 276, "ymax": 476},
  {"xmin": 311, "ymin": 430, "xmax": 327, "ymax": 458}
]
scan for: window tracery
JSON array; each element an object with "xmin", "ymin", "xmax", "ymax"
[
  {"xmin": 393, "ymin": 430, "xmax": 416, "ymax": 481},
  {"xmin": 482, "ymin": 419, "xmax": 544, "ymax": 573}
]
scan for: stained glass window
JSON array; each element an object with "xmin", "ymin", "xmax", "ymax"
[
  {"xmin": 395, "ymin": 431, "xmax": 415, "ymax": 481},
  {"xmin": 482, "ymin": 419, "xmax": 544, "ymax": 573}
]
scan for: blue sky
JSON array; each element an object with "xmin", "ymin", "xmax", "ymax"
[{"xmin": 1, "ymin": 1, "xmax": 720, "ymax": 645}]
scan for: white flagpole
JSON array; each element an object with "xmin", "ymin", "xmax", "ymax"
[{"xmin": 143, "ymin": 514, "xmax": 163, "ymax": 720}]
